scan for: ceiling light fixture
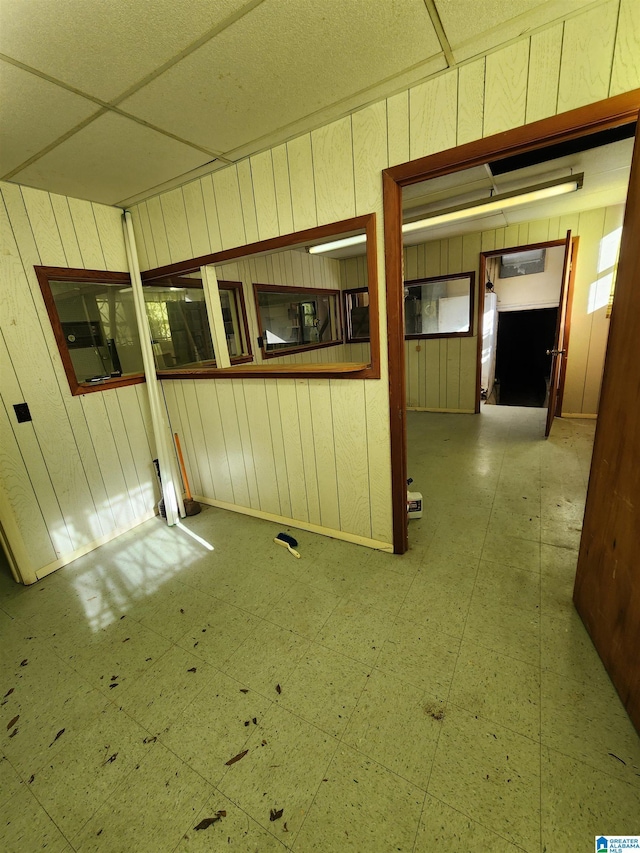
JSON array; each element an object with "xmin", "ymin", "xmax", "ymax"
[
  {"xmin": 403, "ymin": 173, "xmax": 584, "ymax": 233},
  {"xmin": 308, "ymin": 234, "xmax": 367, "ymax": 254},
  {"xmin": 307, "ymin": 174, "xmax": 584, "ymax": 254}
]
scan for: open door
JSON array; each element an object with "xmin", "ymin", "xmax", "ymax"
[
  {"xmin": 544, "ymin": 230, "xmax": 572, "ymax": 437},
  {"xmin": 574, "ymin": 127, "xmax": 640, "ymax": 733}
]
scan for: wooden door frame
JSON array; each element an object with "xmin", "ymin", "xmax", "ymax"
[
  {"xmin": 383, "ymin": 89, "xmax": 640, "ymax": 554},
  {"xmin": 477, "ymin": 237, "xmax": 578, "ymax": 414}
]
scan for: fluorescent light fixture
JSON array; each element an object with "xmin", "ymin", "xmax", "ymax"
[
  {"xmin": 308, "ymin": 234, "xmax": 366, "ymax": 254},
  {"xmin": 403, "ymin": 173, "xmax": 583, "ymax": 233}
]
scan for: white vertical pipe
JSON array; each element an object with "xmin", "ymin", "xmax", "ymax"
[
  {"xmin": 122, "ymin": 212, "xmax": 182, "ymax": 525},
  {"xmin": 201, "ymin": 265, "xmax": 231, "ymax": 368}
]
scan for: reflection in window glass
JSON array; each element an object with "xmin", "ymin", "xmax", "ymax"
[
  {"xmin": 254, "ymin": 286, "xmax": 341, "ymax": 356},
  {"xmin": 142, "ymin": 276, "xmax": 249, "ymax": 370},
  {"xmin": 49, "ymin": 279, "xmax": 144, "ymax": 382},
  {"xmin": 404, "ymin": 273, "xmax": 474, "ymax": 338},
  {"xmin": 344, "ymin": 288, "xmax": 370, "ymax": 341}
]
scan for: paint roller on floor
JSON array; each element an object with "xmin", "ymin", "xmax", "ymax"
[{"xmin": 174, "ymin": 433, "xmax": 201, "ymax": 516}]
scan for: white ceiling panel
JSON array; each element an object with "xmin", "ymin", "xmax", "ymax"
[
  {"xmin": 10, "ymin": 112, "xmax": 213, "ymax": 205},
  {"xmin": 0, "ymin": 0, "xmax": 253, "ymax": 101},
  {"xmin": 119, "ymin": 0, "xmax": 442, "ymax": 153},
  {"xmin": 0, "ymin": 60, "xmax": 99, "ymax": 176}
]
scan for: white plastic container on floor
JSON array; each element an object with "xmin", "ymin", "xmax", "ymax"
[{"xmin": 407, "ymin": 490, "xmax": 423, "ymax": 519}]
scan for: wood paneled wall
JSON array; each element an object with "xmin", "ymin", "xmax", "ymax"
[
  {"xmin": 403, "ymin": 204, "xmax": 625, "ymax": 414},
  {"xmin": 127, "ymin": 0, "xmax": 639, "ymax": 547},
  {"xmin": 0, "ymin": 182, "xmax": 158, "ymax": 581}
]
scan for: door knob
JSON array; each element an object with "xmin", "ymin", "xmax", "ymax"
[{"xmin": 546, "ymin": 348, "xmax": 566, "ymax": 356}]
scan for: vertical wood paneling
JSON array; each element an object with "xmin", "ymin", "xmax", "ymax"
[
  {"xmin": 271, "ymin": 143, "xmax": 294, "ymax": 236},
  {"xmin": 93, "ymin": 203, "xmax": 128, "ymax": 271},
  {"xmin": 182, "ymin": 181, "xmax": 211, "ymax": 257},
  {"xmin": 277, "ymin": 380, "xmax": 309, "ymax": 522},
  {"xmin": 171, "ymin": 382, "xmax": 202, "ymax": 498},
  {"xmin": 610, "ymin": 0, "xmax": 640, "ymax": 96},
  {"xmin": 242, "ymin": 379, "xmax": 280, "ymax": 516},
  {"xmin": 136, "ymin": 201, "xmax": 158, "ymax": 269},
  {"xmin": 179, "ymin": 381, "xmax": 209, "ymax": 498},
  {"xmin": 250, "ymin": 151, "xmax": 279, "ymax": 240},
  {"xmin": 102, "ymin": 392, "xmax": 147, "ymax": 520},
  {"xmin": 526, "ymin": 24, "xmax": 564, "ymax": 123},
  {"xmin": 386, "ymin": 90, "xmax": 410, "ymax": 168},
  {"xmin": 330, "ymin": 380, "xmax": 371, "ymax": 537},
  {"xmin": 213, "ymin": 167, "xmax": 246, "ymax": 249},
  {"xmin": 457, "ymin": 59, "xmax": 485, "ymax": 145},
  {"xmin": 21, "ymin": 186, "xmax": 66, "ymax": 265},
  {"xmin": 160, "ymin": 188, "xmax": 192, "ymax": 262},
  {"xmin": 264, "ymin": 381, "xmax": 292, "ymax": 519},
  {"xmin": 49, "ymin": 195, "xmax": 83, "ymax": 267},
  {"xmin": 146, "ymin": 196, "xmax": 171, "ymax": 266},
  {"xmin": 237, "ymin": 159, "xmax": 259, "ymax": 245},
  {"xmin": 409, "ymin": 72, "xmax": 457, "ymax": 160},
  {"xmin": 312, "ymin": 117, "xmax": 356, "ymax": 224},
  {"xmin": 294, "ymin": 379, "xmax": 321, "ymax": 525},
  {"xmin": 483, "ymin": 40, "xmax": 529, "ymax": 137},
  {"xmin": 116, "ymin": 385, "xmax": 157, "ymax": 511},
  {"xmin": 309, "ymin": 379, "xmax": 340, "ymax": 531},
  {"xmin": 557, "ymin": 1, "xmax": 618, "ymax": 113},
  {"xmin": 287, "ymin": 134, "xmax": 317, "ymax": 231},
  {"xmin": 194, "ymin": 381, "xmax": 233, "ymax": 503},
  {"xmin": 200, "ymin": 174, "xmax": 224, "ymax": 254},
  {"xmin": 352, "ymin": 101, "xmax": 388, "ymax": 215},
  {"xmin": 68, "ymin": 196, "xmax": 106, "ymax": 269}
]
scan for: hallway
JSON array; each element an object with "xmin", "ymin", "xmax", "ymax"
[{"xmin": 1, "ymin": 408, "xmax": 638, "ymax": 852}]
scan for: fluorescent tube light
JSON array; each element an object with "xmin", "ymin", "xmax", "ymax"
[
  {"xmin": 308, "ymin": 234, "xmax": 367, "ymax": 254},
  {"xmin": 403, "ymin": 174, "xmax": 583, "ymax": 233}
]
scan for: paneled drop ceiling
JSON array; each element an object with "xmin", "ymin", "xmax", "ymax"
[{"xmin": 0, "ymin": 0, "xmax": 608, "ymax": 206}]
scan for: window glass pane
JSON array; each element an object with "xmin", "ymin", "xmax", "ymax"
[
  {"xmin": 256, "ymin": 288, "xmax": 340, "ymax": 354},
  {"xmin": 143, "ymin": 285, "xmax": 214, "ymax": 369},
  {"xmin": 49, "ymin": 279, "xmax": 143, "ymax": 381},
  {"xmin": 404, "ymin": 274, "xmax": 473, "ymax": 336},
  {"xmin": 345, "ymin": 289, "xmax": 370, "ymax": 341}
]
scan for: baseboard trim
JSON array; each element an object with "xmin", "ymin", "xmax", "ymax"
[
  {"xmin": 406, "ymin": 407, "xmax": 475, "ymax": 414},
  {"xmin": 194, "ymin": 496, "xmax": 394, "ymax": 552},
  {"xmin": 561, "ymin": 412, "xmax": 598, "ymax": 419},
  {"xmin": 35, "ymin": 510, "xmax": 157, "ymax": 582}
]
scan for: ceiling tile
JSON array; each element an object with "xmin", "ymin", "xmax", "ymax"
[
  {"xmin": 0, "ymin": 0, "xmax": 252, "ymax": 101},
  {"xmin": 119, "ymin": 0, "xmax": 442, "ymax": 153},
  {"xmin": 435, "ymin": 0, "xmax": 546, "ymax": 46},
  {"xmin": 10, "ymin": 112, "xmax": 213, "ymax": 205},
  {"xmin": 0, "ymin": 60, "xmax": 100, "ymax": 176}
]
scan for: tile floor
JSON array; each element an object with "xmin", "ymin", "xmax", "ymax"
[{"xmin": 1, "ymin": 406, "xmax": 639, "ymax": 852}]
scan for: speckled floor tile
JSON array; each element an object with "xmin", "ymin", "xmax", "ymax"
[
  {"xmin": 29, "ymin": 702, "xmax": 151, "ymax": 839},
  {"xmin": 464, "ymin": 588, "xmax": 540, "ymax": 667},
  {"xmin": 398, "ymin": 571, "xmax": 475, "ymax": 638},
  {"xmin": 415, "ymin": 794, "xmax": 526, "ymax": 852},
  {"xmin": 292, "ymin": 745, "xmax": 424, "ymax": 851},
  {"xmin": 132, "ymin": 578, "xmax": 220, "ymax": 643},
  {"xmin": 540, "ymin": 608, "xmax": 604, "ymax": 684},
  {"xmin": 541, "ymin": 669, "xmax": 640, "ymax": 787},
  {"xmin": 160, "ymin": 672, "xmax": 272, "ymax": 786},
  {"xmin": 0, "ymin": 755, "xmax": 23, "ymax": 809},
  {"xmin": 175, "ymin": 598, "xmax": 261, "ymax": 667},
  {"xmin": 115, "ymin": 645, "xmax": 213, "ymax": 735},
  {"xmin": 263, "ymin": 580, "xmax": 341, "ymax": 639},
  {"xmin": 315, "ymin": 598, "xmax": 393, "ymax": 666},
  {"xmin": 541, "ymin": 747, "xmax": 640, "ymax": 849},
  {"xmin": 223, "ymin": 620, "xmax": 309, "ymax": 695},
  {"xmin": 449, "ymin": 640, "xmax": 540, "ymax": 739},
  {"xmin": 428, "ymin": 705, "xmax": 541, "ymax": 851},
  {"xmin": 376, "ymin": 617, "xmax": 460, "ymax": 698},
  {"xmin": 277, "ymin": 644, "xmax": 369, "ymax": 738},
  {"xmin": 474, "ymin": 560, "xmax": 541, "ymax": 611},
  {"xmin": 341, "ymin": 567, "xmax": 413, "ymax": 616},
  {"xmin": 343, "ymin": 668, "xmax": 443, "ymax": 789},
  {"xmin": 481, "ymin": 533, "xmax": 541, "ymax": 573},
  {"xmin": 218, "ymin": 703, "xmax": 337, "ymax": 839},
  {"xmin": 0, "ymin": 785, "xmax": 70, "ymax": 853},
  {"xmin": 175, "ymin": 788, "xmax": 288, "ymax": 850},
  {"xmin": 72, "ymin": 741, "xmax": 212, "ymax": 853},
  {"xmin": 210, "ymin": 564, "xmax": 288, "ymax": 617}
]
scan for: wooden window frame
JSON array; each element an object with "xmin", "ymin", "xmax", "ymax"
[
  {"xmin": 344, "ymin": 287, "xmax": 371, "ymax": 343},
  {"xmin": 140, "ymin": 213, "xmax": 380, "ymax": 380},
  {"xmin": 404, "ymin": 271, "xmax": 475, "ymax": 340},
  {"xmin": 35, "ymin": 266, "xmax": 145, "ymax": 396},
  {"xmin": 383, "ymin": 89, "xmax": 640, "ymax": 554},
  {"xmin": 253, "ymin": 282, "xmax": 343, "ymax": 359},
  {"xmin": 142, "ymin": 277, "xmax": 254, "ymax": 376}
]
